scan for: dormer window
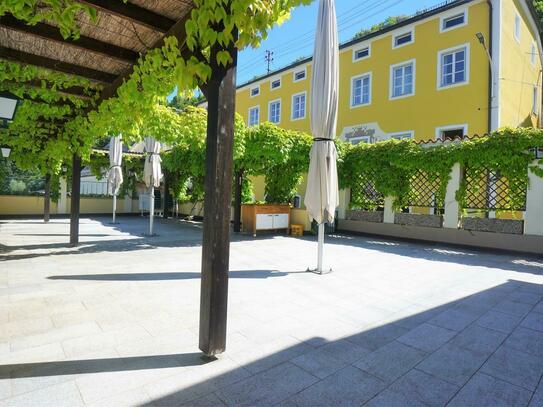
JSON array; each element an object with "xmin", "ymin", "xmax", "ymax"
[
  {"xmin": 250, "ymin": 86, "xmax": 260, "ymax": 97},
  {"xmin": 354, "ymin": 46, "xmax": 370, "ymax": 61},
  {"xmin": 293, "ymin": 69, "xmax": 306, "ymax": 82},
  {"xmin": 393, "ymin": 31, "xmax": 413, "ymax": 48},
  {"xmin": 271, "ymin": 78, "xmax": 281, "ymax": 90}
]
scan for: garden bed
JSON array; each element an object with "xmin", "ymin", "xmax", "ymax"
[
  {"xmin": 345, "ymin": 210, "xmax": 384, "ymax": 223},
  {"xmin": 394, "ymin": 213, "xmax": 443, "ymax": 228},
  {"xmin": 461, "ymin": 217, "xmax": 524, "ymax": 235}
]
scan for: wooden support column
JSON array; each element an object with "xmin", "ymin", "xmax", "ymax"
[
  {"xmin": 43, "ymin": 173, "xmax": 51, "ymax": 223},
  {"xmin": 199, "ymin": 45, "xmax": 238, "ymax": 357},
  {"xmin": 233, "ymin": 169, "xmax": 243, "ymax": 233},
  {"xmin": 70, "ymin": 154, "xmax": 82, "ymax": 247}
]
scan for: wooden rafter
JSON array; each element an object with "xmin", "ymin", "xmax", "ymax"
[
  {"xmin": 78, "ymin": 0, "xmax": 175, "ymax": 33},
  {"xmin": 0, "ymin": 14, "xmax": 139, "ymax": 63},
  {"xmin": 0, "ymin": 46, "xmax": 117, "ymax": 83}
]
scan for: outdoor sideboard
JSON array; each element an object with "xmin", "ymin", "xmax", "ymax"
[{"xmin": 241, "ymin": 204, "xmax": 291, "ymax": 236}]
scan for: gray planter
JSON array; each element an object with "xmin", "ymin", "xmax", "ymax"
[
  {"xmin": 461, "ymin": 217, "xmax": 524, "ymax": 235},
  {"xmin": 345, "ymin": 210, "xmax": 384, "ymax": 223},
  {"xmin": 394, "ymin": 213, "xmax": 443, "ymax": 228}
]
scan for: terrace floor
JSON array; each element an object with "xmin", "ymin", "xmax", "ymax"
[{"xmin": 1, "ymin": 216, "xmax": 543, "ymax": 406}]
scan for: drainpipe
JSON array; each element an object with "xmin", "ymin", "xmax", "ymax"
[{"xmin": 487, "ymin": 0, "xmax": 494, "ymax": 134}]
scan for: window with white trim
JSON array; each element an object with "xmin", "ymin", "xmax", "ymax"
[
  {"xmin": 391, "ymin": 61, "xmax": 414, "ymax": 98},
  {"xmin": 349, "ymin": 136, "xmax": 372, "ymax": 145},
  {"xmin": 439, "ymin": 46, "xmax": 467, "ymax": 88},
  {"xmin": 271, "ymin": 78, "xmax": 281, "ymax": 90},
  {"xmin": 248, "ymin": 106, "xmax": 259, "ymax": 126},
  {"xmin": 292, "ymin": 93, "xmax": 306, "ymax": 120},
  {"xmin": 442, "ymin": 13, "xmax": 465, "ymax": 31},
  {"xmin": 250, "ymin": 86, "xmax": 260, "ymax": 97},
  {"xmin": 351, "ymin": 74, "xmax": 371, "ymax": 107},
  {"xmin": 269, "ymin": 100, "xmax": 281, "ymax": 123},
  {"xmin": 293, "ymin": 69, "xmax": 306, "ymax": 82},
  {"xmin": 393, "ymin": 31, "xmax": 413, "ymax": 48},
  {"xmin": 389, "ymin": 132, "xmax": 413, "ymax": 140},
  {"xmin": 514, "ymin": 13, "xmax": 521, "ymax": 42},
  {"xmin": 437, "ymin": 125, "xmax": 467, "ymax": 141},
  {"xmin": 533, "ymin": 86, "xmax": 538, "ymax": 115},
  {"xmin": 354, "ymin": 46, "xmax": 370, "ymax": 61}
]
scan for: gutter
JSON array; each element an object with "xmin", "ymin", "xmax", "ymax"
[{"xmin": 487, "ymin": 0, "xmax": 493, "ymax": 133}]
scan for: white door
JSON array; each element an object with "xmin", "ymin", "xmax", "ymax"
[{"xmin": 256, "ymin": 214, "xmax": 274, "ymax": 230}]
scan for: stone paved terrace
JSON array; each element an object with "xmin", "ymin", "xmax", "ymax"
[{"xmin": 1, "ymin": 216, "xmax": 543, "ymax": 406}]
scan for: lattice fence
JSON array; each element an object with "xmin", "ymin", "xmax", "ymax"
[
  {"xmin": 463, "ymin": 168, "xmax": 527, "ymax": 211},
  {"xmin": 405, "ymin": 170, "xmax": 444, "ymax": 209},
  {"xmin": 350, "ymin": 169, "xmax": 384, "ymax": 210}
]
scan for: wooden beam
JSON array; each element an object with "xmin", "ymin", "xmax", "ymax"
[
  {"xmin": 70, "ymin": 154, "xmax": 82, "ymax": 246},
  {"xmin": 0, "ymin": 14, "xmax": 139, "ymax": 63},
  {"xmin": 0, "ymin": 46, "xmax": 117, "ymax": 83},
  {"xmin": 11, "ymin": 79, "xmax": 96, "ymax": 99},
  {"xmin": 78, "ymin": 0, "xmax": 175, "ymax": 33},
  {"xmin": 199, "ymin": 47, "xmax": 238, "ymax": 357},
  {"xmin": 96, "ymin": 11, "xmax": 192, "ymax": 104}
]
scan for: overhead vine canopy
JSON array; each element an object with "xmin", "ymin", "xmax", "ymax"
[{"xmin": 0, "ymin": 0, "xmax": 311, "ymax": 175}]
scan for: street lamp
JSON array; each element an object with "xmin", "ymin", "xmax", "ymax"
[
  {"xmin": 476, "ymin": 32, "xmax": 495, "ymax": 98},
  {"xmin": 0, "ymin": 91, "xmax": 20, "ymax": 127},
  {"xmin": 1, "ymin": 146, "xmax": 10, "ymax": 158}
]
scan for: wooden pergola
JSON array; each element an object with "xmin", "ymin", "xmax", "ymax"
[{"xmin": 0, "ymin": 1, "xmax": 237, "ymax": 356}]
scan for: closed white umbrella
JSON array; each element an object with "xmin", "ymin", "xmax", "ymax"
[
  {"xmin": 143, "ymin": 137, "xmax": 162, "ymax": 235},
  {"xmin": 108, "ymin": 136, "xmax": 123, "ymax": 224},
  {"xmin": 304, "ymin": 0, "xmax": 339, "ymax": 274}
]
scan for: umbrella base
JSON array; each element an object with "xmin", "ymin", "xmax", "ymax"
[{"xmin": 306, "ymin": 267, "xmax": 332, "ymax": 275}]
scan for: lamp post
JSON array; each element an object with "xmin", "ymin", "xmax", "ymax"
[
  {"xmin": 476, "ymin": 32, "xmax": 495, "ymax": 99},
  {"xmin": 1, "ymin": 146, "xmax": 10, "ymax": 158}
]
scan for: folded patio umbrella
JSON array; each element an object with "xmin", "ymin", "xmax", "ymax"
[
  {"xmin": 143, "ymin": 137, "xmax": 162, "ymax": 235},
  {"xmin": 304, "ymin": 0, "xmax": 339, "ymax": 274},
  {"xmin": 108, "ymin": 135, "xmax": 123, "ymax": 224}
]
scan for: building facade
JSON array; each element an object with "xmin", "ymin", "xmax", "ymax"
[{"xmin": 236, "ymin": 0, "xmax": 543, "ymax": 143}]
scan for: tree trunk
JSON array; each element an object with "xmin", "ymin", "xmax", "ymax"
[
  {"xmin": 70, "ymin": 154, "xmax": 81, "ymax": 247},
  {"xmin": 198, "ymin": 47, "xmax": 237, "ymax": 357}
]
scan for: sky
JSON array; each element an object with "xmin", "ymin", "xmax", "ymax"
[{"xmin": 237, "ymin": 0, "xmax": 450, "ymax": 85}]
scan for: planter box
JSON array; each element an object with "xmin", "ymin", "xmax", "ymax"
[
  {"xmin": 394, "ymin": 213, "xmax": 443, "ymax": 228},
  {"xmin": 462, "ymin": 217, "xmax": 524, "ymax": 235},
  {"xmin": 345, "ymin": 210, "xmax": 384, "ymax": 223},
  {"xmin": 241, "ymin": 204, "xmax": 291, "ymax": 236}
]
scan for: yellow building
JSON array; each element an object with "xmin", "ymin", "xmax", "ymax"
[{"xmin": 236, "ymin": 0, "xmax": 543, "ymax": 143}]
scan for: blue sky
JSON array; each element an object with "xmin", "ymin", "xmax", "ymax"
[{"xmin": 237, "ymin": 0, "xmax": 448, "ymax": 84}]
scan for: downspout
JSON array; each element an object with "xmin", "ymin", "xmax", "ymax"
[{"xmin": 487, "ymin": 0, "xmax": 493, "ymax": 134}]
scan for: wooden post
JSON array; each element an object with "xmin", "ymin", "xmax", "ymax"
[
  {"xmin": 43, "ymin": 173, "xmax": 51, "ymax": 223},
  {"xmin": 70, "ymin": 154, "xmax": 81, "ymax": 247},
  {"xmin": 233, "ymin": 169, "xmax": 243, "ymax": 233},
  {"xmin": 163, "ymin": 170, "xmax": 170, "ymax": 219},
  {"xmin": 199, "ymin": 44, "xmax": 237, "ymax": 357}
]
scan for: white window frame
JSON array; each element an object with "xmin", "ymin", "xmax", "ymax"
[
  {"xmin": 389, "ymin": 59, "xmax": 416, "ymax": 100},
  {"xmin": 389, "ymin": 131, "xmax": 414, "ymax": 140},
  {"xmin": 435, "ymin": 124, "xmax": 468, "ymax": 140},
  {"xmin": 392, "ymin": 29, "xmax": 414, "ymax": 49},
  {"xmin": 293, "ymin": 68, "xmax": 307, "ymax": 83},
  {"xmin": 291, "ymin": 91, "xmax": 307, "ymax": 121},
  {"xmin": 270, "ymin": 78, "xmax": 282, "ymax": 90},
  {"xmin": 440, "ymin": 9, "xmax": 468, "ymax": 33},
  {"xmin": 248, "ymin": 105, "xmax": 260, "ymax": 126},
  {"xmin": 353, "ymin": 45, "xmax": 371, "ymax": 62},
  {"xmin": 268, "ymin": 98, "xmax": 281, "ymax": 124},
  {"xmin": 514, "ymin": 13, "xmax": 521, "ymax": 43},
  {"xmin": 437, "ymin": 43, "xmax": 470, "ymax": 90},
  {"xmin": 533, "ymin": 86, "xmax": 539, "ymax": 115},
  {"xmin": 250, "ymin": 85, "xmax": 260, "ymax": 98},
  {"xmin": 350, "ymin": 72, "xmax": 372, "ymax": 108},
  {"xmin": 349, "ymin": 135, "xmax": 372, "ymax": 145}
]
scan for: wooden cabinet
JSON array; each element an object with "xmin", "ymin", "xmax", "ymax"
[{"xmin": 241, "ymin": 204, "xmax": 291, "ymax": 236}]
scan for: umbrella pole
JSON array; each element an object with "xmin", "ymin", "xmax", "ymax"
[
  {"xmin": 149, "ymin": 186, "xmax": 155, "ymax": 235},
  {"xmin": 112, "ymin": 194, "xmax": 117, "ymax": 224},
  {"xmin": 317, "ymin": 223, "xmax": 324, "ymax": 274}
]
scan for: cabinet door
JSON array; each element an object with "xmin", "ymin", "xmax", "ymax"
[
  {"xmin": 273, "ymin": 214, "xmax": 289, "ymax": 229},
  {"xmin": 256, "ymin": 214, "xmax": 274, "ymax": 230}
]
